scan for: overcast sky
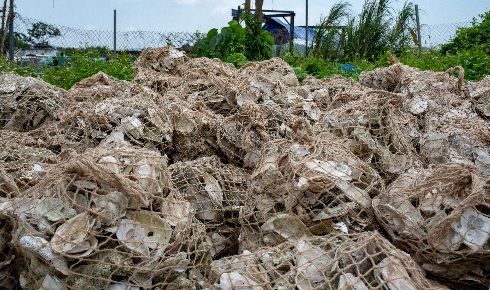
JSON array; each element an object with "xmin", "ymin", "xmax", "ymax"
[{"xmin": 15, "ymin": 0, "xmax": 490, "ymax": 32}]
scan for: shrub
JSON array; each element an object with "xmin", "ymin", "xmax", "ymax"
[
  {"xmin": 194, "ymin": 15, "xmax": 274, "ymax": 64},
  {"xmin": 440, "ymin": 11, "xmax": 490, "ymax": 55}
]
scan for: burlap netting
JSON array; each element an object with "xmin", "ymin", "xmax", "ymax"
[
  {"xmin": 0, "ymin": 130, "xmax": 69, "ymax": 197},
  {"xmin": 28, "ymin": 90, "xmax": 172, "ymax": 154},
  {"xmin": 209, "ymin": 231, "xmax": 448, "ymax": 290},
  {"xmin": 373, "ymin": 162, "xmax": 490, "ymax": 287},
  {"xmin": 317, "ymin": 90, "xmax": 422, "ymax": 177},
  {"xmin": 463, "ymin": 75, "xmax": 490, "ymax": 118},
  {"xmin": 302, "ymin": 75, "xmax": 369, "ymax": 111},
  {"xmin": 0, "ymin": 153, "xmax": 212, "ymax": 289},
  {"xmin": 238, "ymin": 135, "xmax": 385, "ymax": 253},
  {"xmin": 68, "ymin": 71, "xmax": 133, "ymax": 104}
]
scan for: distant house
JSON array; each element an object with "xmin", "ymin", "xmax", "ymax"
[{"xmin": 262, "ymin": 18, "xmax": 316, "ymax": 45}]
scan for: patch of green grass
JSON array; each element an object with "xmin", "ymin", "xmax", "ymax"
[
  {"xmin": 0, "ymin": 50, "xmax": 134, "ymax": 90},
  {"xmin": 398, "ymin": 47, "xmax": 490, "ymax": 81},
  {"xmin": 41, "ymin": 51, "xmax": 134, "ymax": 90},
  {"xmin": 284, "ymin": 54, "xmax": 377, "ymax": 82}
]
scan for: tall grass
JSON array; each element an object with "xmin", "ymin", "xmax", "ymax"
[
  {"xmin": 311, "ymin": 1, "xmax": 351, "ymax": 60},
  {"xmin": 345, "ymin": 0, "xmax": 416, "ymax": 60},
  {"xmin": 311, "ymin": 0, "xmax": 416, "ymax": 62}
]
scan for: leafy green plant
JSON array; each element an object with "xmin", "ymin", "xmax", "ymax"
[
  {"xmin": 284, "ymin": 54, "xmax": 376, "ymax": 82},
  {"xmin": 225, "ymin": 53, "xmax": 248, "ymax": 68},
  {"xmin": 4, "ymin": 32, "xmax": 30, "ymax": 50},
  {"xmin": 0, "ymin": 49, "xmax": 134, "ymax": 89},
  {"xmin": 194, "ymin": 15, "xmax": 274, "ymax": 65},
  {"xmin": 399, "ymin": 47, "xmax": 490, "ymax": 81}
]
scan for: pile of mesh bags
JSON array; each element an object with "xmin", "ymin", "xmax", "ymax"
[{"xmin": 0, "ymin": 46, "xmax": 488, "ymax": 289}]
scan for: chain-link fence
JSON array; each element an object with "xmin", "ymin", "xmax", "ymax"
[
  {"xmin": 420, "ymin": 22, "xmax": 471, "ymax": 48},
  {"xmin": 14, "ymin": 14, "xmax": 205, "ymax": 51},
  {"xmin": 9, "ymin": 13, "xmax": 473, "ymax": 55},
  {"xmin": 290, "ymin": 22, "xmax": 472, "ymax": 51}
]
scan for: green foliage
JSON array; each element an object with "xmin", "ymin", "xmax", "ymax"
[
  {"xmin": 41, "ymin": 50, "xmax": 134, "ymax": 89},
  {"xmin": 312, "ymin": 0, "xmax": 416, "ymax": 62},
  {"xmin": 283, "ymin": 54, "xmax": 376, "ymax": 82},
  {"xmin": 4, "ymin": 32, "xmax": 30, "ymax": 50},
  {"xmin": 440, "ymin": 11, "xmax": 490, "ymax": 54},
  {"xmin": 0, "ymin": 50, "xmax": 134, "ymax": 89},
  {"xmin": 0, "ymin": 57, "xmax": 36, "ymax": 77},
  {"xmin": 225, "ymin": 53, "xmax": 248, "ymax": 68},
  {"xmin": 27, "ymin": 21, "xmax": 62, "ymax": 47},
  {"xmin": 285, "ymin": 44, "xmax": 490, "ymax": 84},
  {"xmin": 62, "ymin": 46, "xmax": 113, "ymax": 57},
  {"xmin": 194, "ymin": 15, "xmax": 274, "ymax": 65},
  {"xmin": 398, "ymin": 47, "xmax": 490, "ymax": 81}
]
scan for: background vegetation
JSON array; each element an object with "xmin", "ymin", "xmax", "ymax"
[{"xmin": 0, "ymin": 0, "xmax": 489, "ymax": 89}]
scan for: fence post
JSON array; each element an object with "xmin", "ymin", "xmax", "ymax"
[
  {"xmin": 8, "ymin": 12, "xmax": 13, "ymax": 61},
  {"xmin": 415, "ymin": 4, "xmax": 422, "ymax": 53},
  {"xmin": 305, "ymin": 0, "xmax": 308, "ymax": 57},
  {"xmin": 113, "ymin": 9, "xmax": 117, "ymax": 56},
  {"xmin": 289, "ymin": 13, "xmax": 295, "ymax": 54}
]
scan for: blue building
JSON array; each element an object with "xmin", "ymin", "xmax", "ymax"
[{"xmin": 262, "ymin": 18, "xmax": 316, "ymax": 45}]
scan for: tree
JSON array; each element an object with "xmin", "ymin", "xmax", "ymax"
[
  {"xmin": 245, "ymin": 0, "xmax": 250, "ymax": 14},
  {"xmin": 254, "ymin": 0, "xmax": 264, "ymax": 25},
  {"xmin": 0, "ymin": 0, "xmax": 14, "ymax": 54},
  {"xmin": 27, "ymin": 21, "xmax": 61, "ymax": 48},
  {"xmin": 4, "ymin": 31, "xmax": 29, "ymax": 50}
]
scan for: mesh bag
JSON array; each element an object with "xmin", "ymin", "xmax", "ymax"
[
  {"xmin": 209, "ymin": 231, "xmax": 448, "ymax": 290},
  {"xmin": 0, "ymin": 73, "xmax": 67, "ymax": 131},
  {"xmin": 29, "ymin": 91, "xmax": 172, "ymax": 154},
  {"xmin": 420, "ymin": 110, "xmax": 490, "ymax": 177},
  {"xmin": 0, "ymin": 130, "xmax": 64, "ymax": 197},
  {"xmin": 373, "ymin": 162, "xmax": 490, "ymax": 287},
  {"xmin": 239, "ymin": 137, "xmax": 384, "ymax": 251},
  {"xmin": 173, "ymin": 57, "xmax": 243, "ymax": 116},
  {"xmin": 133, "ymin": 46, "xmax": 186, "ymax": 94},
  {"xmin": 169, "ymin": 155, "xmax": 249, "ymax": 226},
  {"xmin": 162, "ymin": 99, "xmax": 220, "ymax": 162},
  {"xmin": 317, "ymin": 91, "xmax": 421, "ymax": 176},
  {"xmin": 359, "ymin": 63, "xmax": 420, "ymax": 92},
  {"xmin": 168, "ymin": 155, "xmax": 252, "ymax": 269},
  {"xmin": 216, "ymin": 101, "xmax": 309, "ymax": 168},
  {"xmin": 87, "ymin": 140, "xmax": 170, "ymax": 197},
  {"xmin": 302, "ymin": 75, "xmax": 369, "ymax": 111},
  {"xmin": 0, "ymin": 154, "xmax": 211, "ymax": 289},
  {"xmin": 237, "ymin": 57, "xmax": 299, "ymax": 104},
  {"xmin": 68, "ymin": 72, "xmax": 133, "ymax": 104},
  {"xmin": 361, "ymin": 65, "xmax": 466, "ymax": 117}
]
